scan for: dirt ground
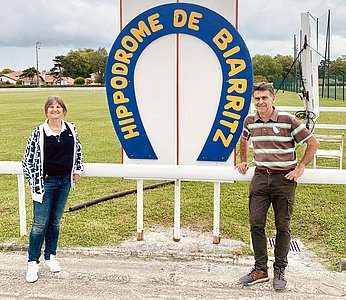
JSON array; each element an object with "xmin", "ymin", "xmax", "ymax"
[{"xmin": 0, "ymin": 227, "xmax": 345, "ymax": 299}]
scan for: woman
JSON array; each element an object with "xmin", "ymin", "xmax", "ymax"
[{"xmin": 22, "ymin": 95, "xmax": 83, "ymax": 283}]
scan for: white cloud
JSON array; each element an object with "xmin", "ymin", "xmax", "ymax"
[
  {"xmin": 0, "ymin": 0, "xmax": 119, "ymax": 71},
  {"xmin": 0, "ymin": 0, "xmax": 118, "ymax": 48},
  {"xmin": 0, "ymin": 0, "xmax": 345, "ymax": 71},
  {"xmin": 331, "ymin": 35, "xmax": 346, "ymax": 59},
  {"xmin": 239, "ymin": 0, "xmax": 345, "ymax": 60}
]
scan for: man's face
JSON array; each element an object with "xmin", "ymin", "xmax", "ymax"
[{"xmin": 253, "ymin": 90, "xmax": 275, "ymax": 117}]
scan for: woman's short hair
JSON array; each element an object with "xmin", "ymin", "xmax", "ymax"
[{"xmin": 44, "ymin": 96, "xmax": 67, "ymax": 117}]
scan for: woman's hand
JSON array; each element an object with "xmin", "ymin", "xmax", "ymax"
[{"xmin": 73, "ymin": 174, "xmax": 81, "ymax": 183}]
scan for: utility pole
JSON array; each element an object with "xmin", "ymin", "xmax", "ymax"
[{"xmin": 35, "ymin": 42, "xmax": 41, "ymax": 87}]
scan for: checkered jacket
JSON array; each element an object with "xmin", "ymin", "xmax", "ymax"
[{"xmin": 22, "ymin": 121, "xmax": 83, "ymax": 203}]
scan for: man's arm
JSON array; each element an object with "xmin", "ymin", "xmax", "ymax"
[
  {"xmin": 285, "ymin": 135, "xmax": 319, "ymax": 181},
  {"xmin": 235, "ymin": 136, "xmax": 250, "ymax": 175}
]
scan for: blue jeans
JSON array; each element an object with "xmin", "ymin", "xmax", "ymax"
[{"xmin": 28, "ymin": 174, "xmax": 71, "ymax": 262}]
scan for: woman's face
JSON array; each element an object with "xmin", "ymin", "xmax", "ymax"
[{"xmin": 47, "ymin": 100, "xmax": 64, "ymax": 122}]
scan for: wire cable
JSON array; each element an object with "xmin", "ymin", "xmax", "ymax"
[
  {"xmin": 295, "ymin": 110, "xmax": 316, "ymax": 131},
  {"xmin": 306, "ymin": 44, "xmax": 326, "ymax": 60},
  {"xmin": 274, "ymin": 38, "xmax": 317, "ymax": 132},
  {"xmin": 274, "ymin": 40, "xmax": 308, "ymax": 95}
]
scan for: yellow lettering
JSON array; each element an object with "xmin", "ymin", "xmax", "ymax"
[
  {"xmin": 122, "ymin": 124, "xmax": 140, "ymax": 139},
  {"xmin": 213, "ymin": 129, "xmax": 233, "ymax": 147},
  {"xmin": 148, "ymin": 13, "xmax": 163, "ymax": 32},
  {"xmin": 130, "ymin": 21, "xmax": 151, "ymax": 42},
  {"xmin": 112, "ymin": 63, "xmax": 128, "ymax": 75},
  {"xmin": 213, "ymin": 28, "xmax": 233, "ymax": 51},
  {"xmin": 227, "ymin": 79, "xmax": 247, "ymax": 93},
  {"xmin": 223, "ymin": 46, "xmax": 240, "ymax": 58},
  {"xmin": 188, "ymin": 11, "xmax": 202, "ymax": 31},
  {"xmin": 122, "ymin": 35, "xmax": 138, "ymax": 52},
  {"xmin": 224, "ymin": 95, "xmax": 245, "ymax": 111},
  {"xmin": 116, "ymin": 105, "xmax": 133, "ymax": 119},
  {"xmin": 220, "ymin": 120, "xmax": 239, "ymax": 133},
  {"xmin": 119, "ymin": 118, "xmax": 135, "ymax": 126},
  {"xmin": 226, "ymin": 59, "xmax": 246, "ymax": 77},
  {"xmin": 111, "ymin": 76, "xmax": 127, "ymax": 89},
  {"xmin": 174, "ymin": 9, "xmax": 187, "ymax": 27},
  {"xmin": 114, "ymin": 49, "xmax": 132, "ymax": 64},
  {"xmin": 222, "ymin": 111, "xmax": 241, "ymax": 120},
  {"xmin": 113, "ymin": 91, "xmax": 129, "ymax": 104}
]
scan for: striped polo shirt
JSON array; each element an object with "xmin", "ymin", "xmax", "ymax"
[{"xmin": 242, "ymin": 107, "xmax": 313, "ymax": 170}]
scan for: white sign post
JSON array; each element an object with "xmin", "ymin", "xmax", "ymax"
[{"xmin": 107, "ymin": 0, "xmax": 252, "ymax": 242}]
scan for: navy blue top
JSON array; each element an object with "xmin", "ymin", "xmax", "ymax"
[{"xmin": 43, "ymin": 123, "xmax": 74, "ymax": 176}]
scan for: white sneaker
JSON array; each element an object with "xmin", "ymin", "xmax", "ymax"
[
  {"xmin": 44, "ymin": 254, "xmax": 61, "ymax": 272},
  {"xmin": 26, "ymin": 261, "xmax": 38, "ymax": 283}
]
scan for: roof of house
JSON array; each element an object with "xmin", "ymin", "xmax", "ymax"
[
  {"xmin": 0, "ymin": 74, "xmax": 16, "ymax": 80},
  {"xmin": 0, "ymin": 71, "xmax": 23, "ymax": 81},
  {"xmin": 6, "ymin": 71, "xmax": 23, "ymax": 80},
  {"xmin": 1, "ymin": 71, "xmax": 75, "ymax": 84}
]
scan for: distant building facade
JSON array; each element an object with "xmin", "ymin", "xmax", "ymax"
[{"xmin": 0, "ymin": 71, "xmax": 74, "ymax": 85}]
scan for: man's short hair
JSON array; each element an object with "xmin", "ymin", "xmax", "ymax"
[{"xmin": 253, "ymin": 82, "xmax": 275, "ymax": 96}]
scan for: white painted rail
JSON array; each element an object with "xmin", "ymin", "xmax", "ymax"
[{"xmin": 1, "ymin": 161, "xmax": 346, "ymax": 239}]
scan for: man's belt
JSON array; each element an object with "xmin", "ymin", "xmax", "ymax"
[{"xmin": 256, "ymin": 168, "xmax": 294, "ymax": 174}]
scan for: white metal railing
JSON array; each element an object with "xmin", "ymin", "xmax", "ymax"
[{"xmin": 1, "ymin": 161, "xmax": 346, "ymax": 241}]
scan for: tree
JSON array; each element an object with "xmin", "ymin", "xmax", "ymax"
[
  {"xmin": 57, "ymin": 48, "xmax": 108, "ymax": 81},
  {"xmin": 20, "ymin": 67, "xmax": 37, "ymax": 84},
  {"xmin": 330, "ymin": 56, "xmax": 346, "ymax": 77},
  {"xmin": 273, "ymin": 54, "xmax": 295, "ymax": 78},
  {"xmin": 89, "ymin": 47, "xmax": 108, "ymax": 84},
  {"xmin": 252, "ymin": 54, "xmax": 282, "ymax": 82},
  {"xmin": 318, "ymin": 59, "xmax": 330, "ymax": 78},
  {"xmin": 50, "ymin": 55, "xmax": 65, "ymax": 84},
  {"xmin": 254, "ymin": 75, "xmax": 268, "ymax": 83},
  {"xmin": 60, "ymin": 49, "xmax": 92, "ymax": 79},
  {"xmin": 0, "ymin": 68, "xmax": 13, "ymax": 75}
]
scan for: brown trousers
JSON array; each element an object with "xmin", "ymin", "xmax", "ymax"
[{"xmin": 249, "ymin": 168, "xmax": 297, "ymax": 271}]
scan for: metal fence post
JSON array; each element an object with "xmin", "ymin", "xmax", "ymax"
[{"xmin": 343, "ymin": 75, "xmax": 345, "ymax": 101}]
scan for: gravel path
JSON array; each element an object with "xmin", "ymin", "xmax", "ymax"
[{"xmin": 1, "ymin": 227, "xmax": 345, "ymax": 299}]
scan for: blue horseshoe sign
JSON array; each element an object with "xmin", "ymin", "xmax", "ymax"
[{"xmin": 106, "ymin": 3, "xmax": 253, "ymax": 161}]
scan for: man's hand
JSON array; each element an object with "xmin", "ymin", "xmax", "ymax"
[
  {"xmin": 286, "ymin": 135, "xmax": 319, "ymax": 181},
  {"xmin": 235, "ymin": 162, "xmax": 249, "ymax": 175},
  {"xmin": 285, "ymin": 165, "xmax": 304, "ymax": 181}
]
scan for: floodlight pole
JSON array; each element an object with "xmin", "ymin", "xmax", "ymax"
[{"xmin": 35, "ymin": 42, "xmax": 41, "ymax": 87}]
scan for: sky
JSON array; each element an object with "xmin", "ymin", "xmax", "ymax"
[{"xmin": 0, "ymin": 0, "xmax": 345, "ymax": 72}]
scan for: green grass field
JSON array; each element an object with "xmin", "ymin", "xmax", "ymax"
[{"xmin": 0, "ymin": 88, "xmax": 345, "ymax": 270}]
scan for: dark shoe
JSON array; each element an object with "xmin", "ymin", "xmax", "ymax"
[
  {"xmin": 239, "ymin": 268, "xmax": 269, "ymax": 286},
  {"xmin": 273, "ymin": 267, "xmax": 287, "ymax": 290}
]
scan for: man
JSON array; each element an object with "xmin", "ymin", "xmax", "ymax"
[{"xmin": 235, "ymin": 82, "xmax": 319, "ymax": 290}]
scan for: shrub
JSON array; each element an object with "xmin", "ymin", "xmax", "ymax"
[{"xmin": 74, "ymin": 77, "xmax": 85, "ymax": 85}]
